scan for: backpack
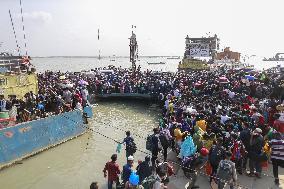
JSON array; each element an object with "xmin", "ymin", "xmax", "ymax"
[
  {"xmin": 146, "ymin": 134, "xmax": 155, "ymax": 151},
  {"xmin": 159, "ymin": 132, "xmax": 169, "ymax": 148},
  {"xmin": 217, "ymin": 160, "xmax": 233, "ymax": 181},
  {"xmin": 126, "ymin": 141, "xmax": 137, "ymax": 154},
  {"xmin": 209, "ymin": 146, "xmax": 224, "ymax": 167},
  {"xmin": 141, "ymin": 175, "xmax": 159, "ymax": 189}
]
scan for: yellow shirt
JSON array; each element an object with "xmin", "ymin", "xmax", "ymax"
[
  {"xmin": 196, "ymin": 120, "xmax": 207, "ymax": 132},
  {"xmin": 169, "ymin": 103, "xmax": 174, "ymax": 113},
  {"xmin": 174, "ymin": 128, "xmax": 183, "ymax": 141}
]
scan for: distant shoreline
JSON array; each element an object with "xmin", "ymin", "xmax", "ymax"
[{"xmin": 32, "ymin": 56, "xmax": 181, "ymax": 58}]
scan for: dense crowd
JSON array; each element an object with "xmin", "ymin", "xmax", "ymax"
[
  {"xmin": 1, "ymin": 65, "xmax": 283, "ymax": 188},
  {"xmin": 89, "ymin": 65, "xmax": 172, "ymax": 95},
  {"xmin": 0, "ymin": 71, "xmax": 91, "ymax": 126},
  {"xmin": 101, "ymin": 67, "xmax": 284, "ymax": 189},
  {"xmin": 1, "ymin": 65, "xmax": 282, "ymax": 126}
]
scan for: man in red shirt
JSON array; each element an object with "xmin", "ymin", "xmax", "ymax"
[
  {"xmin": 273, "ymin": 113, "xmax": 284, "ymax": 136},
  {"xmin": 103, "ymin": 154, "xmax": 121, "ymax": 189}
]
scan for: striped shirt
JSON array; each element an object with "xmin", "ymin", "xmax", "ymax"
[{"xmin": 270, "ymin": 139, "xmax": 284, "ymax": 161}]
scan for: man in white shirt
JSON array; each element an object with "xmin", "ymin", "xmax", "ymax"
[
  {"xmin": 228, "ymin": 90, "xmax": 235, "ymax": 99},
  {"xmin": 62, "ymin": 88, "xmax": 72, "ymax": 104},
  {"xmin": 164, "ymin": 99, "xmax": 169, "ymax": 110},
  {"xmin": 81, "ymin": 86, "xmax": 89, "ymax": 106},
  {"xmin": 221, "ymin": 112, "xmax": 230, "ymax": 124},
  {"xmin": 174, "ymin": 89, "xmax": 180, "ymax": 98}
]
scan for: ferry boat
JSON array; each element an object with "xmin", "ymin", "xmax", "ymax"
[
  {"xmin": 210, "ymin": 47, "xmax": 255, "ymax": 71},
  {"xmin": 0, "ymin": 52, "xmax": 38, "ymax": 99},
  {"xmin": 211, "ymin": 59, "xmax": 254, "ymax": 71},
  {"xmin": 178, "ymin": 35, "xmax": 219, "ymax": 71},
  {"xmin": 167, "ymin": 56, "xmax": 180, "ymax": 60},
  {"xmin": 0, "ymin": 52, "xmax": 93, "ymax": 169},
  {"xmin": 263, "ymin": 53, "xmax": 284, "ymax": 61}
]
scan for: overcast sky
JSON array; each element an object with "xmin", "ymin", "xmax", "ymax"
[{"xmin": 0, "ymin": 0, "xmax": 283, "ymax": 57}]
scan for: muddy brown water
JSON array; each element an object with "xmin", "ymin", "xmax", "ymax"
[{"xmin": 0, "ymin": 101, "xmax": 160, "ymax": 189}]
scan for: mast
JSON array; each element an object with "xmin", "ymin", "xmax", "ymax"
[
  {"xmin": 129, "ymin": 25, "xmax": 138, "ymax": 71},
  {"xmin": 98, "ymin": 28, "xmax": 101, "ymax": 60}
]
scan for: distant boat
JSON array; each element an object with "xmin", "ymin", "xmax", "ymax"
[
  {"xmin": 147, "ymin": 62, "xmax": 166, "ymax": 65},
  {"xmin": 263, "ymin": 53, "xmax": 284, "ymax": 61},
  {"xmin": 167, "ymin": 56, "xmax": 180, "ymax": 59},
  {"xmin": 211, "ymin": 59, "xmax": 254, "ymax": 71},
  {"xmin": 110, "ymin": 55, "xmax": 116, "ymax": 61}
]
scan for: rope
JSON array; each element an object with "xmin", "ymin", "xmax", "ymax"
[
  {"xmin": 8, "ymin": 10, "xmax": 21, "ymax": 56},
  {"xmin": 102, "ymin": 122, "xmax": 149, "ymax": 140},
  {"xmin": 60, "ymin": 111, "xmax": 252, "ymax": 189},
  {"xmin": 19, "ymin": 0, "xmax": 28, "ymax": 56}
]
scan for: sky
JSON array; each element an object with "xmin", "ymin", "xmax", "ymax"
[{"xmin": 0, "ymin": 0, "xmax": 283, "ymax": 57}]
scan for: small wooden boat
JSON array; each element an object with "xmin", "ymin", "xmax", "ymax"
[
  {"xmin": 147, "ymin": 62, "xmax": 166, "ymax": 65},
  {"xmin": 167, "ymin": 56, "xmax": 180, "ymax": 59}
]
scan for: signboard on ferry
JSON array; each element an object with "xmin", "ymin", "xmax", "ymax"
[{"xmin": 189, "ymin": 43, "xmax": 210, "ymax": 57}]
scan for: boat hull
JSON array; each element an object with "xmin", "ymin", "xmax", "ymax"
[
  {"xmin": 0, "ymin": 106, "xmax": 93, "ymax": 169},
  {"xmin": 178, "ymin": 59, "xmax": 209, "ymax": 71}
]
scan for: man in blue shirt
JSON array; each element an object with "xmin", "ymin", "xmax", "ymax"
[
  {"xmin": 0, "ymin": 95, "xmax": 6, "ymax": 111},
  {"xmin": 122, "ymin": 155, "xmax": 134, "ymax": 184},
  {"xmin": 122, "ymin": 131, "xmax": 135, "ymax": 158}
]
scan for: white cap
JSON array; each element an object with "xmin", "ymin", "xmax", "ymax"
[
  {"xmin": 253, "ymin": 128, "xmax": 262, "ymax": 135},
  {"xmin": 127, "ymin": 156, "xmax": 134, "ymax": 161}
]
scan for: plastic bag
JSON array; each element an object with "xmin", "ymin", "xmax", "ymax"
[
  {"xmin": 116, "ymin": 143, "xmax": 122, "ymax": 153},
  {"xmin": 180, "ymin": 136, "xmax": 197, "ymax": 158}
]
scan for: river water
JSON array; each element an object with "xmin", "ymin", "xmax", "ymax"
[
  {"xmin": 0, "ymin": 101, "xmax": 160, "ymax": 189},
  {"xmin": 31, "ymin": 56, "xmax": 283, "ymax": 73}
]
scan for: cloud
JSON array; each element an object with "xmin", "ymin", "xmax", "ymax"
[{"xmin": 17, "ymin": 11, "xmax": 52, "ymax": 24}]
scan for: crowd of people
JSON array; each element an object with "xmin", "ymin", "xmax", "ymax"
[
  {"xmin": 1, "ymin": 65, "xmax": 282, "ymax": 125},
  {"xmin": 0, "ymin": 64, "xmax": 283, "ymax": 188},
  {"xmin": 0, "ymin": 71, "xmax": 91, "ymax": 127},
  {"xmin": 100, "ymin": 66, "xmax": 283, "ymax": 189}
]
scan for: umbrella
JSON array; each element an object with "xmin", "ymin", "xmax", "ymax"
[
  {"xmin": 58, "ymin": 80, "xmax": 74, "ymax": 88},
  {"xmin": 194, "ymin": 81, "xmax": 202, "ymax": 87},
  {"xmin": 78, "ymin": 80, "xmax": 89, "ymax": 85},
  {"xmin": 245, "ymin": 75, "xmax": 255, "ymax": 81},
  {"xmin": 185, "ymin": 107, "xmax": 197, "ymax": 114},
  {"xmin": 219, "ymin": 76, "xmax": 229, "ymax": 84},
  {"xmin": 59, "ymin": 75, "xmax": 66, "ymax": 80},
  {"xmin": 58, "ymin": 83, "xmax": 73, "ymax": 89}
]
